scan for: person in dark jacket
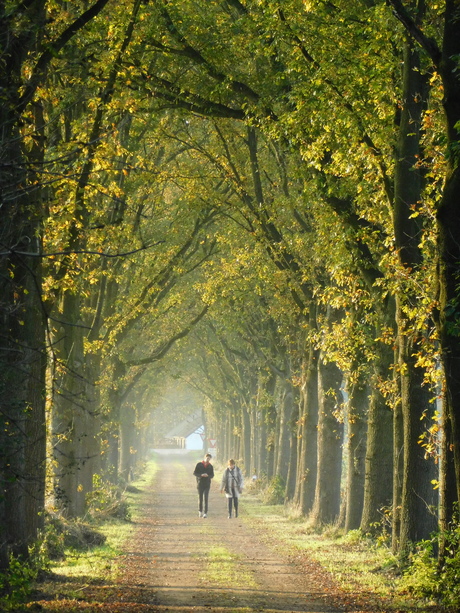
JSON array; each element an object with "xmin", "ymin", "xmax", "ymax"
[{"xmin": 193, "ymin": 453, "xmax": 214, "ymax": 518}]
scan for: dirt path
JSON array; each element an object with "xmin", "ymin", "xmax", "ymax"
[{"xmin": 117, "ymin": 451, "xmax": 344, "ymax": 613}]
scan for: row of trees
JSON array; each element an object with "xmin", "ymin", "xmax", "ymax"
[{"xmin": 1, "ymin": 0, "xmax": 459, "ymax": 570}]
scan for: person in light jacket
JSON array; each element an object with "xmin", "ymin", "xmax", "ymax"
[{"xmin": 220, "ymin": 459, "xmax": 243, "ymax": 518}]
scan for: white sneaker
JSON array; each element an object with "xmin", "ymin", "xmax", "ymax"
[
  {"xmin": 203, "ymin": 513, "xmax": 207, "ymax": 518},
  {"xmin": 198, "ymin": 511, "xmax": 202, "ymax": 517}
]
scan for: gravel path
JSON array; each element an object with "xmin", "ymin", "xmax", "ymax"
[{"xmin": 118, "ymin": 450, "xmax": 343, "ymax": 613}]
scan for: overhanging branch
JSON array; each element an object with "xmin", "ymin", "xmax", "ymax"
[{"xmin": 126, "ymin": 305, "xmax": 209, "ymax": 367}]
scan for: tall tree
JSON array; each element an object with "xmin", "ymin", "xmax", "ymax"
[
  {"xmin": 387, "ymin": 0, "xmax": 460, "ymax": 529},
  {"xmin": 0, "ymin": 0, "xmax": 112, "ymax": 566}
]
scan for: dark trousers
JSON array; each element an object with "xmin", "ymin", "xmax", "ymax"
[
  {"xmin": 198, "ymin": 484, "xmax": 210, "ymax": 513},
  {"xmin": 227, "ymin": 493, "xmax": 239, "ymax": 517}
]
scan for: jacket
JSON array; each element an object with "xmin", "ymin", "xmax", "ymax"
[
  {"xmin": 194, "ymin": 461, "xmax": 214, "ymax": 489},
  {"xmin": 221, "ymin": 466, "xmax": 244, "ymax": 498}
]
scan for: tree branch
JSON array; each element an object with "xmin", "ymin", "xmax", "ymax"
[
  {"xmin": 126, "ymin": 305, "xmax": 209, "ymax": 367},
  {"xmin": 386, "ymin": 0, "xmax": 441, "ymax": 67},
  {"xmin": 158, "ymin": 4, "xmax": 260, "ymax": 104},
  {"xmin": 142, "ymin": 72, "xmax": 246, "ymax": 120},
  {"xmin": 18, "ymin": 0, "xmax": 113, "ymax": 112},
  {"xmin": 1, "ymin": 244, "xmax": 159, "ymax": 259}
]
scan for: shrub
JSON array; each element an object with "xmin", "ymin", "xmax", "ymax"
[
  {"xmin": 45, "ymin": 512, "xmax": 106, "ymax": 557},
  {"xmin": 0, "ymin": 554, "xmax": 39, "ymax": 608},
  {"xmin": 437, "ymin": 520, "xmax": 460, "ymax": 609},
  {"xmin": 63, "ymin": 521, "xmax": 107, "ymax": 549},
  {"xmin": 365, "ymin": 505, "xmax": 392, "ymax": 547},
  {"xmin": 398, "ymin": 539, "xmax": 439, "ymax": 600},
  {"xmin": 247, "ymin": 473, "xmax": 267, "ymax": 494},
  {"xmin": 42, "ymin": 518, "xmax": 66, "ymax": 560},
  {"xmin": 86, "ymin": 474, "xmax": 131, "ymax": 521},
  {"xmin": 262, "ymin": 475, "xmax": 285, "ymax": 505},
  {"xmin": 398, "ymin": 520, "xmax": 460, "ymax": 610},
  {"xmin": 342, "ymin": 529, "xmax": 364, "ymax": 545}
]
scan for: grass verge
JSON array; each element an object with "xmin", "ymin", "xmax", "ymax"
[
  {"xmin": 54, "ymin": 458, "xmax": 159, "ymax": 582},
  {"xmin": 241, "ymin": 490, "xmax": 443, "ymax": 613}
]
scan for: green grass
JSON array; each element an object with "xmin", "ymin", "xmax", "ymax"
[
  {"xmin": 241, "ymin": 492, "xmax": 433, "ymax": 612},
  {"xmin": 50, "ymin": 458, "xmax": 159, "ymax": 582},
  {"xmin": 201, "ymin": 545, "xmax": 257, "ymax": 588},
  {"xmin": 122, "ymin": 457, "xmax": 159, "ymax": 522},
  {"xmin": 50, "ymin": 545, "xmax": 116, "ymax": 581}
]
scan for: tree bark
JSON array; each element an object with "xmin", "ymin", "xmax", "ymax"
[
  {"xmin": 275, "ymin": 376, "xmax": 295, "ymax": 483},
  {"xmin": 392, "ymin": 373, "xmax": 404, "ymax": 553},
  {"xmin": 119, "ymin": 403, "xmax": 137, "ymax": 482},
  {"xmin": 398, "ymin": 333, "xmax": 438, "ymax": 550},
  {"xmin": 0, "ymin": 1, "xmax": 48, "ymax": 567},
  {"xmin": 388, "ymin": 0, "xmax": 460, "ymax": 522},
  {"xmin": 360, "ymin": 341, "xmax": 394, "ymax": 532},
  {"xmin": 298, "ymin": 343, "xmax": 320, "ymax": 515},
  {"xmin": 344, "ymin": 375, "xmax": 369, "ymax": 532},
  {"xmin": 436, "ymin": 1, "xmax": 460, "ymax": 507},
  {"xmin": 311, "ymin": 352, "xmax": 344, "ymax": 526},
  {"xmin": 285, "ymin": 394, "xmax": 299, "ymax": 501},
  {"xmin": 241, "ymin": 401, "xmax": 252, "ymax": 472},
  {"xmin": 392, "ymin": 35, "xmax": 438, "ymax": 553},
  {"xmin": 438, "ymin": 388, "xmax": 457, "ymax": 559},
  {"xmin": 263, "ymin": 376, "xmax": 278, "ymax": 479},
  {"xmin": 51, "ymin": 292, "xmax": 88, "ymax": 517}
]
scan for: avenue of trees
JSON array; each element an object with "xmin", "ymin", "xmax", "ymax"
[{"xmin": 1, "ymin": 0, "xmax": 460, "ymax": 576}]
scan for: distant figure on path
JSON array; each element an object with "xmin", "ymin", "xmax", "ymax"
[
  {"xmin": 193, "ymin": 453, "xmax": 214, "ymax": 518},
  {"xmin": 221, "ymin": 459, "xmax": 244, "ymax": 519}
]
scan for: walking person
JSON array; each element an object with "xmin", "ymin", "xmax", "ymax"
[
  {"xmin": 221, "ymin": 459, "xmax": 244, "ymax": 518},
  {"xmin": 193, "ymin": 453, "xmax": 214, "ymax": 518}
]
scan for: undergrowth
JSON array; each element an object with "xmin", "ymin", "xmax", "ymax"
[
  {"xmin": 397, "ymin": 521, "xmax": 460, "ymax": 610},
  {"xmin": 0, "ymin": 457, "xmax": 158, "ymax": 610}
]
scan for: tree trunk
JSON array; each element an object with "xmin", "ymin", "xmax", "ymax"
[
  {"xmin": 311, "ymin": 353, "xmax": 343, "ymax": 526},
  {"xmin": 249, "ymin": 400, "xmax": 258, "ymax": 476},
  {"xmin": 392, "ymin": 36, "xmax": 438, "ymax": 553},
  {"xmin": 0, "ymin": 248, "xmax": 47, "ymax": 563},
  {"xmin": 392, "ymin": 374, "xmax": 404, "ymax": 553},
  {"xmin": 241, "ymin": 402, "xmax": 251, "ymax": 472},
  {"xmin": 275, "ymin": 378, "xmax": 295, "ymax": 483},
  {"xmin": 84, "ymin": 352, "xmax": 103, "ymax": 486},
  {"xmin": 104, "ymin": 430, "xmax": 120, "ymax": 484},
  {"xmin": 226, "ymin": 410, "xmax": 233, "ymax": 461},
  {"xmin": 436, "ymin": 0, "xmax": 460, "ymax": 508},
  {"xmin": 258, "ymin": 373, "xmax": 277, "ymax": 477},
  {"xmin": 51, "ymin": 293, "xmax": 88, "ymax": 517},
  {"xmin": 439, "ymin": 388, "xmax": 457, "ymax": 560},
  {"xmin": 397, "ymin": 307, "xmax": 438, "ymax": 551},
  {"xmin": 119, "ymin": 403, "xmax": 137, "ymax": 482},
  {"xmin": 360, "ymin": 342, "xmax": 394, "ymax": 532},
  {"xmin": 285, "ymin": 394, "xmax": 299, "ymax": 501},
  {"xmin": 0, "ymin": 3, "xmax": 48, "ymax": 566},
  {"xmin": 344, "ymin": 375, "xmax": 369, "ymax": 532},
  {"xmin": 264, "ymin": 376, "xmax": 278, "ymax": 479},
  {"xmin": 298, "ymin": 344, "xmax": 320, "ymax": 515}
]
